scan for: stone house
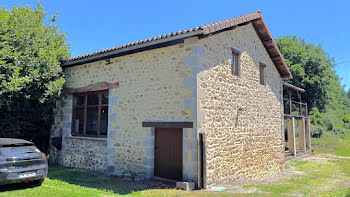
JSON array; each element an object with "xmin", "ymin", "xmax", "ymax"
[{"xmin": 50, "ymin": 11, "xmax": 306, "ymax": 188}]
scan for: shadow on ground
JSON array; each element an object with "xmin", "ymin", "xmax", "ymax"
[
  {"xmin": 48, "ymin": 165, "xmax": 173, "ymax": 195},
  {"xmin": 0, "ymin": 182, "xmax": 40, "ymax": 192}
]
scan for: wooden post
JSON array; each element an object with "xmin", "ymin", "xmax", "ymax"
[
  {"xmin": 305, "ymin": 118, "xmax": 312, "ymax": 151},
  {"xmin": 298, "ymin": 117, "xmax": 306, "ymax": 152},
  {"xmin": 287, "ymin": 117, "xmax": 296, "ymax": 157},
  {"xmin": 288, "ymin": 90, "xmax": 292, "ymax": 115},
  {"xmin": 297, "ymin": 92, "xmax": 302, "ymax": 116}
]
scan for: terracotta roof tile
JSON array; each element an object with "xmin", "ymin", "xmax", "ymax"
[
  {"xmin": 62, "ymin": 11, "xmax": 292, "ymax": 79},
  {"xmin": 64, "ymin": 11, "xmax": 262, "ymax": 63}
]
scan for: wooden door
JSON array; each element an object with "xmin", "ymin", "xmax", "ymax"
[{"xmin": 154, "ymin": 127, "xmax": 183, "ymax": 180}]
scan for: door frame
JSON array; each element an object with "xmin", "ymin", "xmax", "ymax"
[
  {"xmin": 142, "ymin": 121, "xmax": 197, "ymax": 184},
  {"xmin": 154, "ymin": 127, "xmax": 183, "ymax": 181}
]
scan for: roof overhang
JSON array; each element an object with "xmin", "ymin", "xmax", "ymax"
[{"xmin": 62, "ymin": 30, "xmax": 203, "ymax": 67}]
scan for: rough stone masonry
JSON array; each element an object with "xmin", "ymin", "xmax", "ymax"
[{"xmin": 50, "ymin": 22, "xmax": 285, "ymax": 187}]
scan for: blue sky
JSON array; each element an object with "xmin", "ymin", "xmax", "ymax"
[{"xmin": 2, "ymin": 0, "xmax": 349, "ymax": 90}]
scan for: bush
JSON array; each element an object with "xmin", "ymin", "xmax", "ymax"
[
  {"xmin": 339, "ymin": 131, "xmax": 350, "ymax": 145},
  {"xmin": 311, "ymin": 125, "xmax": 324, "ymax": 138},
  {"xmin": 0, "ymin": 4, "xmax": 70, "ymax": 153},
  {"xmin": 332, "ymin": 128, "xmax": 347, "ymax": 135}
]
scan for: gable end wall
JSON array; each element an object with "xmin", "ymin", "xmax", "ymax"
[{"xmin": 197, "ymin": 24, "xmax": 284, "ymax": 186}]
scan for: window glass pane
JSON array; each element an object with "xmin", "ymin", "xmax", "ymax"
[
  {"xmin": 100, "ymin": 106, "xmax": 108, "ymax": 135},
  {"xmin": 260, "ymin": 66, "xmax": 265, "ymax": 85},
  {"xmin": 74, "ymin": 95, "xmax": 85, "ymax": 106},
  {"xmin": 234, "ymin": 57, "xmax": 237, "ymax": 74},
  {"xmin": 231, "ymin": 56, "xmax": 234, "ymax": 73},
  {"xmin": 232, "ymin": 53, "xmax": 239, "ymax": 76},
  {"xmin": 74, "ymin": 108, "xmax": 84, "ymax": 134},
  {"xmin": 86, "ymin": 107, "xmax": 98, "ymax": 135},
  {"xmin": 87, "ymin": 94, "xmax": 99, "ymax": 105},
  {"xmin": 102, "ymin": 92, "xmax": 109, "ymax": 104}
]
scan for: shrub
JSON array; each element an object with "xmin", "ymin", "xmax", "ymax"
[
  {"xmin": 0, "ymin": 4, "xmax": 70, "ymax": 153},
  {"xmin": 311, "ymin": 125, "xmax": 324, "ymax": 138},
  {"xmin": 332, "ymin": 127, "xmax": 347, "ymax": 135}
]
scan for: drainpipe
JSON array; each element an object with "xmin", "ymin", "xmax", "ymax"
[{"xmin": 198, "ymin": 132, "xmax": 206, "ymax": 189}]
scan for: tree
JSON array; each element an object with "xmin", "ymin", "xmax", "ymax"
[
  {"xmin": 347, "ymin": 89, "xmax": 350, "ymax": 99},
  {"xmin": 276, "ymin": 36, "xmax": 350, "ymax": 134},
  {"xmin": 0, "ymin": 4, "xmax": 70, "ymax": 152},
  {"xmin": 276, "ymin": 36, "xmax": 333, "ymax": 112}
]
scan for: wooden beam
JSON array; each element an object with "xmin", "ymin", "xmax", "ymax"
[
  {"xmin": 283, "ymin": 82, "xmax": 306, "ymax": 93},
  {"xmin": 297, "ymin": 92, "xmax": 302, "ymax": 116},
  {"xmin": 287, "ymin": 117, "xmax": 296, "ymax": 157},
  {"xmin": 65, "ymin": 82, "xmax": 119, "ymax": 94},
  {"xmin": 270, "ymin": 56, "xmax": 280, "ymax": 61},
  {"xmin": 298, "ymin": 118, "xmax": 306, "ymax": 153},
  {"xmin": 297, "ymin": 92, "xmax": 301, "ymax": 100},
  {"xmin": 288, "ymin": 89, "xmax": 292, "ymax": 115},
  {"xmin": 262, "ymin": 40, "xmax": 273, "ymax": 44},
  {"xmin": 305, "ymin": 118, "xmax": 312, "ymax": 150},
  {"xmin": 284, "ymin": 114, "xmax": 307, "ymax": 120},
  {"xmin": 199, "ymin": 132, "xmax": 207, "ymax": 189},
  {"xmin": 142, "ymin": 121, "xmax": 193, "ymax": 128}
]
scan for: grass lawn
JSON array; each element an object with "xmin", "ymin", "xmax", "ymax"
[
  {"xmin": 244, "ymin": 158, "xmax": 350, "ymax": 196},
  {"xmin": 312, "ymin": 132, "xmax": 350, "ymax": 157},
  {"xmin": 0, "ymin": 133, "xmax": 349, "ymax": 196},
  {"xmin": 0, "ymin": 166, "xmax": 232, "ymax": 197}
]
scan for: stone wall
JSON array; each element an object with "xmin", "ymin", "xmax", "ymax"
[
  {"xmin": 197, "ymin": 24, "xmax": 284, "ymax": 186},
  {"xmin": 49, "ymin": 93, "xmax": 108, "ymax": 172},
  {"xmin": 50, "ymin": 22, "xmax": 285, "ymax": 185},
  {"xmin": 63, "ymin": 137, "xmax": 107, "ymax": 171},
  {"xmin": 61, "ymin": 42, "xmax": 195, "ymax": 178},
  {"xmin": 50, "ymin": 95, "xmax": 72, "ymax": 165}
]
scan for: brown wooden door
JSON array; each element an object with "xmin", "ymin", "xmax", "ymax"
[{"xmin": 154, "ymin": 127, "xmax": 183, "ymax": 180}]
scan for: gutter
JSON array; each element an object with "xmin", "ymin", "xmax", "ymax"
[{"xmin": 61, "ymin": 30, "xmax": 204, "ymax": 67}]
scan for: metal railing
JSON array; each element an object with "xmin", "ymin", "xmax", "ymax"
[{"xmin": 283, "ymin": 99, "xmax": 308, "ymax": 117}]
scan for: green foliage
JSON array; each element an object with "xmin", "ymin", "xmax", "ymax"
[
  {"xmin": 276, "ymin": 36, "xmax": 350, "ymax": 135},
  {"xmin": 344, "ymin": 114, "xmax": 350, "ymax": 129},
  {"xmin": 276, "ymin": 36, "xmax": 331, "ymax": 111},
  {"xmin": 310, "ymin": 124, "xmax": 323, "ymax": 138},
  {"xmin": 308, "ymin": 107, "xmax": 324, "ymax": 127},
  {"xmin": 0, "ymin": 4, "xmax": 70, "ymax": 152}
]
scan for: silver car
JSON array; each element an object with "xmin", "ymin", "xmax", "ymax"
[{"xmin": 0, "ymin": 138, "xmax": 48, "ymax": 186}]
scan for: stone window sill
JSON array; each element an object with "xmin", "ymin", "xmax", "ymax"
[{"xmin": 65, "ymin": 136, "xmax": 107, "ymax": 142}]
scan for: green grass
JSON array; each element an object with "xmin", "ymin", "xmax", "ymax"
[
  {"xmin": 47, "ymin": 165, "xmax": 154, "ymax": 195},
  {"xmin": 244, "ymin": 158, "xmax": 350, "ymax": 197},
  {"xmin": 245, "ymin": 132, "xmax": 350, "ymax": 196},
  {"xmin": 0, "ymin": 178, "xmax": 116, "ymax": 197},
  {"xmin": 312, "ymin": 132, "xmax": 350, "ymax": 156},
  {"xmin": 0, "ymin": 166, "xmax": 235, "ymax": 197},
  {"xmin": 2, "ymin": 159, "xmax": 349, "ymax": 197},
  {"xmin": 1, "ymin": 133, "xmax": 350, "ymax": 196}
]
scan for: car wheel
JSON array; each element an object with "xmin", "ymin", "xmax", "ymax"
[{"xmin": 33, "ymin": 179, "xmax": 44, "ymax": 186}]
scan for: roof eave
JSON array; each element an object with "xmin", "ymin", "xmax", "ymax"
[
  {"xmin": 251, "ymin": 17, "xmax": 292, "ymax": 79},
  {"xmin": 61, "ymin": 10, "xmax": 293, "ymax": 80},
  {"xmin": 62, "ymin": 30, "xmax": 204, "ymax": 67}
]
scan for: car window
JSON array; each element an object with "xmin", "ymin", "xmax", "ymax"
[{"xmin": 1, "ymin": 143, "xmax": 34, "ymax": 148}]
